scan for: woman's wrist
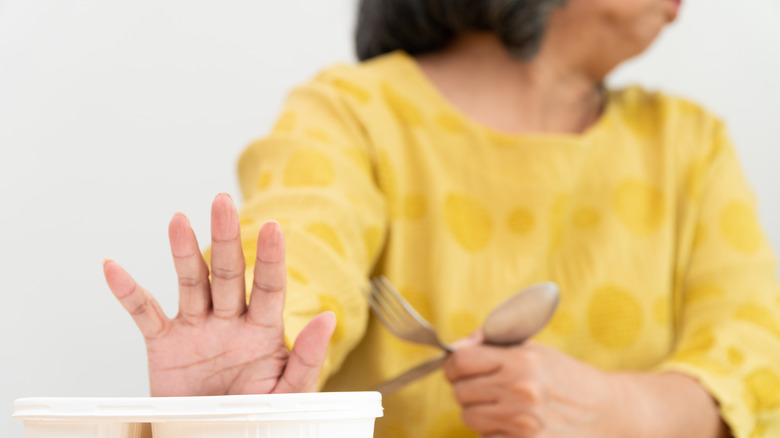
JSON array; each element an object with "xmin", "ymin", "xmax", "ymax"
[
  {"xmin": 607, "ymin": 372, "xmax": 657, "ymax": 438},
  {"xmin": 609, "ymin": 371, "xmax": 730, "ymax": 438}
]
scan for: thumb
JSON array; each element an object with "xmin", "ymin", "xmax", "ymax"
[
  {"xmin": 451, "ymin": 329, "xmax": 484, "ymax": 349},
  {"xmin": 273, "ymin": 311, "xmax": 337, "ymax": 393}
]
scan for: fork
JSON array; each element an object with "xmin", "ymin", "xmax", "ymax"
[{"xmin": 367, "ymin": 276, "xmax": 454, "ymax": 353}]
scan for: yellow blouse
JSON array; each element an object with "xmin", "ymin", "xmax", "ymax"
[{"xmin": 231, "ymin": 51, "xmax": 780, "ymax": 437}]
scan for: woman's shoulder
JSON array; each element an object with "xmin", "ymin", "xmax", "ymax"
[
  {"xmin": 316, "ymin": 51, "xmax": 411, "ymax": 79},
  {"xmin": 306, "ymin": 51, "xmax": 411, "ymax": 93},
  {"xmin": 606, "ymin": 86, "xmax": 731, "ymax": 170},
  {"xmin": 608, "ymin": 85, "xmax": 725, "ymax": 131}
]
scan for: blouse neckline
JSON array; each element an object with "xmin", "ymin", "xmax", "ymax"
[{"xmin": 390, "ymin": 50, "xmax": 617, "ymax": 145}]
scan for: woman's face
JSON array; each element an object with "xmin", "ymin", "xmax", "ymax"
[
  {"xmin": 589, "ymin": 0, "xmax": 679, "ymax": 49},
  {"xmin": 546, "ymin": 0, "xmax": 681, "ymax": 76}
]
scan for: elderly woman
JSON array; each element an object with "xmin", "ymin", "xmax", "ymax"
[{"xmin": 103, "ymin": 0, "xmax": 780, "ymax": 436}]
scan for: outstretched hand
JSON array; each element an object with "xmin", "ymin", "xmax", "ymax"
[{"xmin": 103, "ymin": 194, "xmax": 336, "ymax": 396}]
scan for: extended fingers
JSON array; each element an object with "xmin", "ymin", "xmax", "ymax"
[
  {"xmin": 169, "ymin": 212, "xmax": 210, "ymax": 322},
  {"xmin": 103, "ymin": 259, "xmax": 170, "ymax": 339},
  {"xmin": 246, "ymin": 220, "xmax": 287, "ymax": 328},
  {"xmin": 209, "ymin": 194, "xmax": 247, "ymax": 318}
]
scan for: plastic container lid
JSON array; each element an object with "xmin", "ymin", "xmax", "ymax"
[{"xmin": 13, "ymin": 392, "xmax": 383, "ymax": 422}]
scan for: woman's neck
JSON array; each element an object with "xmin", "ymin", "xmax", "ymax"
[{"xmin": 414, "ymin": 33, "xmax": 605, "ymax": 135}]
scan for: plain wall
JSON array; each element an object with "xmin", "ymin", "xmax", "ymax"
[{"xmin": 1, "ymin": 0, "xmax": 778, "ymax": 435}]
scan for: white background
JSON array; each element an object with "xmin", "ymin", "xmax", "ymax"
[{"xmin": 1, "ymin": 0, "xmax": 778, "ymax": 435}]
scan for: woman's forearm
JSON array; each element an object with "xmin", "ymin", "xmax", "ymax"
[{"xmin": 616, "ymin": 372, "xmax": 730, "ymax": 438}]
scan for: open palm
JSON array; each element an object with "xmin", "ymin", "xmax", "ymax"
[{"xmin": 103, "ymin": 194, "xmax": 335, "ymax": 396}]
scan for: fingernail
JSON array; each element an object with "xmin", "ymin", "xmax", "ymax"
[
  {"xmin": 212, "ymin": 193, "xmax": 233, "ymax": 208},
  {"xmin": 257, "ymin": 221, "xmax": 284, "ymax": 262},
  {"xmin": 173, "ymin": 212, "xmax": 190, "ymax": 223}
]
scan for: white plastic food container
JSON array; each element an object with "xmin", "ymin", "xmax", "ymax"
[{"xmin": 14, "ymin": 392, "xmax": 383, "ymax": 438}]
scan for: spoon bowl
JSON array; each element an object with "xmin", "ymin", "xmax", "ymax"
[{"xmin": 482, "ymin": 282, "xmax": 560, "ymax": 345}]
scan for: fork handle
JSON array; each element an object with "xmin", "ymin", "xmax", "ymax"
[{"xmin": 371, "ymin": 353, "xmax": 449, "ymax": 396}]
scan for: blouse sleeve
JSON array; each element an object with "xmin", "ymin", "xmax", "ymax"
[
  {"xmin": 212, "ymin": 71, "xmax": 388, "ymax": 386},
  {"xmin": 658, "ymin": 121, "xmax": 780, "ymax": 437}
]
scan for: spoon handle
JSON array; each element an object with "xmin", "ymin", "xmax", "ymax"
[{"xmin": 371, "ymin": 353, "xmax": 449, "ymax": 396}]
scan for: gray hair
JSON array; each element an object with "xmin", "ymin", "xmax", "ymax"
[{"xmin": 355, "ymin": 0, "xmax": 568, "ymax": 61}]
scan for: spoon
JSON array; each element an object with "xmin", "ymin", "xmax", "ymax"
[{"xmin": 371, "ymin": 282, "xmax": 560, "ymax": 395}]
